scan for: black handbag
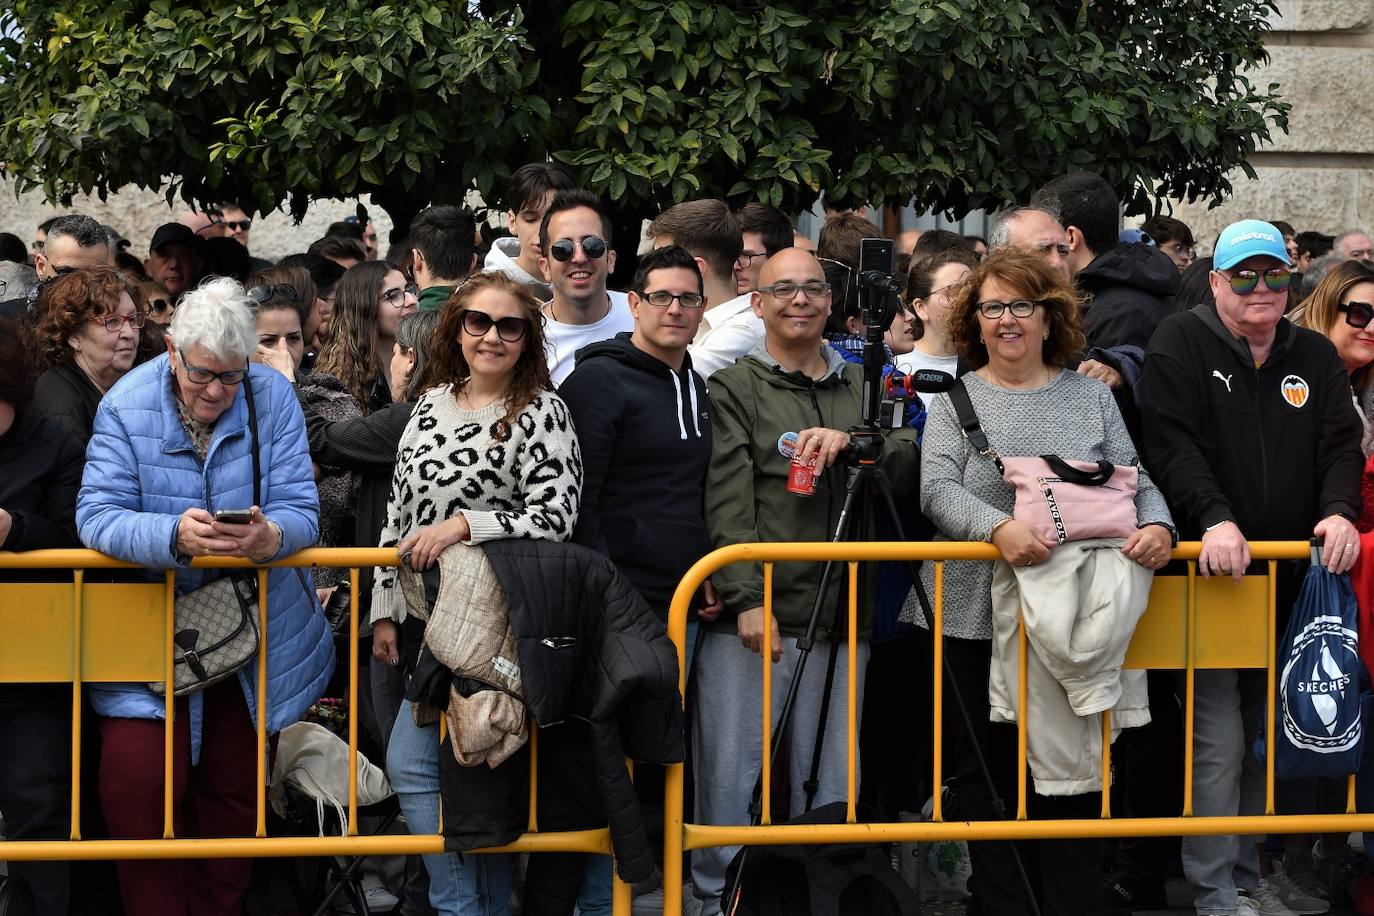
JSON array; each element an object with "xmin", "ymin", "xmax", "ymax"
[{"xmin": 149, "ymin": 378, "xmax": 263, "ymax": 697}]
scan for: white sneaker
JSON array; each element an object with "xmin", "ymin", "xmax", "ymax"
[
  {"xmin": 1243, "ymin": 878, "xmax": 1302, "ymax": 916},
  {"xmin": 1269, "ymin": 859, "xmax": 1330, "ymax": 914}
]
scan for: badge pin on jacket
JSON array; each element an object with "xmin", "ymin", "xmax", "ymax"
[{"xmin": 1281, "ymin": 374, "xmax": 1310, "ymax": 408}]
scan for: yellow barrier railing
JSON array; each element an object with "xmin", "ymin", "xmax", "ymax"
[
  {"xmin": 0, "ymin": 548, "xmax": 631, "ymax": 915},
  {"xmin": 661, "ymin": 541, "xmax": 1374, "ymax": 916}
]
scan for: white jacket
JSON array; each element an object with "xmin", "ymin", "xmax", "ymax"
[
  {"xmin": 989, "ymin": 539, "xmax": 1153, "ymax": 795},
  {"xmin": 484, "ymin": 236, "xmax": 552, "ymax": 301}
]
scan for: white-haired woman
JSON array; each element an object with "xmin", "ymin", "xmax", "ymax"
[{"xmin": 76, "ymin": 278, "xmax": 334, "ymax": 916}]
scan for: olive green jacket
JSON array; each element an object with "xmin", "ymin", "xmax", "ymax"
[{"xmin": 705, "ymin": 343, "xmax": 918, "ymax": 639}]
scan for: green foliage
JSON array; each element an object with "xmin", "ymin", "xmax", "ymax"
[{"xmin": 0, "ymin": 0, "xmax": 1288, "ymax": 224}]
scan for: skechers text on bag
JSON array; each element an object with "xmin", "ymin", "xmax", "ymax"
[
  {"xmin": 149, "ymin": 378, "xmax": 263, "ymax": 697},
  {"xmin": 1264, "ymin": 545, "xmax": 1374, "ymax": 779},
  {"xmin": 948, "ymin": 378, "xmax": 1138, "ymax": 544}
]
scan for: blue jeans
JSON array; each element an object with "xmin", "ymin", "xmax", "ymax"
[{"xmin": 388, "ymin": 699, "xmax": 516, "ymax": 916}]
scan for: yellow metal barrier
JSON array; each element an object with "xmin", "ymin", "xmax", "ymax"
[
  {"xmin": 0, "ymin": 548, "xmax": 630, "ymax": 914},
  {"xmin": 662, "ymin": 541, "xmax": 1374, "ymax": 916}
]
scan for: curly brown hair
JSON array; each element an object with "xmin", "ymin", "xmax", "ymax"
[
  {"xmin": 948, "ymin": 249, "xmax": 1086, "ymax": 370},
  {"xmin": 32, "ymin": 266, "xmax": 142, "ymax": 370},
  {"xmin": 426, "ymin": 271, "xmax": 551, "ymax": 441}
]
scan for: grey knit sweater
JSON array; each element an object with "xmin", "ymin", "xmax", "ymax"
[{"xmin": 900, "ymin": 369, "xmax": 1173, "ymax": 640}]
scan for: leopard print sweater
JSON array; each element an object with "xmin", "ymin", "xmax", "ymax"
[{"xmin": 370, "ymin": 384, "xmax": 583, "ymax": 623}]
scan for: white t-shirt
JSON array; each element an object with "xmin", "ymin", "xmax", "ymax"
[
  {"xmin": 892, "ymin": 349, "xmax": 960, "ymax": 409},
  {"xmin": 544, "ymin": 290, "xmax": 635, "ymax": 385},
  {"xmin": 688, "ymin": 292, "xmax": 764, "ymax": 378}
]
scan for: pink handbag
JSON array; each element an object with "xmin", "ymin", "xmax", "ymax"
[
  {"xmin": 949, "ymin": 380, "xmax": 1139, "ymax": 544},
  {"xmin": 999, "ymin": 455, "xmax": 1138, "ymax": 544}
]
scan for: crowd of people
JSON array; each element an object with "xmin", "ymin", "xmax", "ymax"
[{"xmin": 2, "ymin": 165, "xmax": 1374, "ymax": 916}]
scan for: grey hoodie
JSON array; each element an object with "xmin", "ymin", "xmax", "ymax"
[{"xmin": 483, "ymin": 236, "xmax": 552, "ymax": 301}]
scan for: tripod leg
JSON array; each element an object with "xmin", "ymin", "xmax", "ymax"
[{"xmin": 724, "ymin": 466, "xmax": 868, "ymax": 915}]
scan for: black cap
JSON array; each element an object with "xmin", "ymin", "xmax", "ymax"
[{"xmin": 149, "ymin": 223, "xmax": 196, "ymax": 253}]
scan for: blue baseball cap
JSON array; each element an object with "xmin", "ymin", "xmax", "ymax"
[{"xmin": 1213, "ymin": 219, "xmax": 1292, "ymax": 270}]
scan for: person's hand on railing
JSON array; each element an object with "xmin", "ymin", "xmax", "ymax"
[
  {"xmin": 991, "ymin": 518, "xmax": 1055, "ymax": 568},
  {"xmin": 737, "ymin": 606, "xmax": 783, "ymax": 662},
  {"xmin": 1314, "ymin": 514, "xmax": 1361, "ymax": 574},
  {"xmin": 372, "ymin": 619, "xmax": 400, "ymax": 667},
  {"xmin": 398, "ymin": 515, "xmax": 472, "ymax": 570},
  {"xmin": 1122, "ymin": 524, "xmax": 1173, "ymax": 570},
  {"xmin": 1199, "ymin": 520, "xmax": 1250, "ymax": 581},
  {"xmin": 697, "ymin": 579, "xmax": 725, "ymax": 622},
  {"xmin": 176, "ymin": 508, "xmax": 240, "ymax": 557}
]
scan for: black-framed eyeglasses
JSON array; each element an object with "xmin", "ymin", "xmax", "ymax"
[
  {"xmin": 549, "ymin": 236, "xmax": 608, "ymax": 262},
  {"xmin": 1340, "ymin": 300, "xmax": 1374, "ymax": 329},
  {"xmin": 50, "ymin": 265, "xmax": 80, "ymax": 278},
  {"xmin": 31, "ymin": 240, "xmax": 43, "ymax": 252},
  {"xmin": 381, "ymin": 284, "xmax": 419, "ymax": 308},
  {"xmin": 639, "ymin": 290, "xmax": 705, "ymax": 310},
  {"xmin": 736, "ymin": 250, "xmax": 766, "ymax": 268},
  {"xmin": 759, "ymin": 280, "xmax": 831, "ymax": 301},
  {"xmin": 92, "ymin": 312, "xmax": 148, "ymax": 332},
  {"xmin": 178, "ymin": 351, "xmax": 249, "ymax": 386},
  {"xmin": 223, "ymin": 219, "xmax": 253, "ymax": 232},
  {"xmin": 247, "ymin": 283, "xmax": 298, "ymax": 304},
  {"xmin": 977, "ymin": 299, "xmax": 1042, "ymax": 319},
  {"xmin": 461, "ymin": 309, "xmax": 529, "ymax": 342}
]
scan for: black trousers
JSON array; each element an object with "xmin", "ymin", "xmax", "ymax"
[
  {"xmin": 943, "ymin": 635, "xmax": 1104, "ymax": 916},
  {"xmin": 0, "ymin": 684, "xmax": 71, "ymax": 916},
  {"xmin": 1108, "ymin": 669, "xmax": 1184, "ymax": 886}
]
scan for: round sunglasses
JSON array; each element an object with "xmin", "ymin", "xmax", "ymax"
[
  {"xmin": 461, "ymin": 309, "xmax": 529, "ymax": 342},
  {"xmin": 549, "ymin": 236, "xmax": 608, "ymax": 262}
]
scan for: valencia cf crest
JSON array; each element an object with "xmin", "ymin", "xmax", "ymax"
[{"xmin": 1280, "ymin": 375, "xmax": 1310, "ymax": 408}]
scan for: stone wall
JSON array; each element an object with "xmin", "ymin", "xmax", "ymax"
[
  {"xmin": 1171, "ymin": 0, "xmax": 1374, "ymax": 247},
  {"xmin": 0, "ymin": 186, "xmax": 395, "ymax": 264}
]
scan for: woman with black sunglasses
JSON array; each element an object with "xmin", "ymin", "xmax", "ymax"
[
  {"xmin": 1293, "ymin": 260, "xmax": 1374, "ymax": 455},
  {"xmin": 372, "ymin": 270, "xmax": 581, "ymax": 916}
]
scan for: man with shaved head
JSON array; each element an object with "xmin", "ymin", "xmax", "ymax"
[{"xmin": 690, "ymin": 248, "xmax": 918, "ymax": 911}]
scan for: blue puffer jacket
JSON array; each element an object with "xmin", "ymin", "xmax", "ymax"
[{"xmin": 77, "ymin": 354, "xmax": 334, "ymax": 757}]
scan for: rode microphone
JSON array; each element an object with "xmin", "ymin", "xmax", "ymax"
[{"xmin": 884, "ymin": 368, "xmax": 956, "ymax": 397}]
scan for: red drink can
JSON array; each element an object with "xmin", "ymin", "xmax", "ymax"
[{"xmin": 786, "ymin": 456, "xmax": 817, "ymax": 496}]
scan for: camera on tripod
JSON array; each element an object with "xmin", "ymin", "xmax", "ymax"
[{"xmin": 857, "ymin": 238, "xmax": 912, "ymax": 432}]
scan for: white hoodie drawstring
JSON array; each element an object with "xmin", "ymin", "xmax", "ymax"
[
  {"xmin": 687, "ymin": 372, "xmax": 701, "ymax": 437},
  {"xmin": 669, "ymin": 370, "xmax": 688, "ymax": 440}
]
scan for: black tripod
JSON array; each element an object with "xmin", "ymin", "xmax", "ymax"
[{"xmin": 722, "ymin": 261, "xmax": 1041, "ymax": 916}]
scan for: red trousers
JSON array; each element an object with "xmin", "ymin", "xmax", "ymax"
[{"xmin": 98, "ymin": 679, "xmax": 259, "ymax": 916}]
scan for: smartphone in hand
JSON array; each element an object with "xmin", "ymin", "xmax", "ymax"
[{"xmin": 213, "ymin": 508, "xmax": 255, "ymax": 525}]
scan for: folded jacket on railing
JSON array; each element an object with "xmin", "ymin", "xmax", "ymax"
[{"xmin": 989, "ymin": 539, "xmax": 1153, "ymax": 796}]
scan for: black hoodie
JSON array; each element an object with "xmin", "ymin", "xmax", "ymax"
[
  {"xmin": 1141, "ymin": 302, "xmax": 1362, "ymax": 543},
  {"xmin": 559, "ymin": 333, "xmax": 713, "ymax": 616},
  {"xmin": 1078, "ymin": 242, "xmax": 1181, "ymax": 351}
]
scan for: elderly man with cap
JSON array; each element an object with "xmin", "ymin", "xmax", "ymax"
[
  {"xmin": 1141, "ymin": 220, "xmax": 1363, "ymax": 916},
  {"xmin": 144, "ymin": 223, "xmax": 206, "ymax": 300}
]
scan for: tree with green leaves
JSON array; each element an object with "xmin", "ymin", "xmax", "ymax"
[{"xmin": 0, "ymin": 0, "xmax": 1286, "ymax": 242}]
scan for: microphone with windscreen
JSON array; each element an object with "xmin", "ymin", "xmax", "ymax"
[{"xmin": 884, "ymin": 368, "xmax": 957, "ymax": 398}]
